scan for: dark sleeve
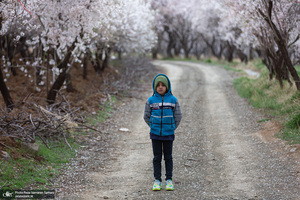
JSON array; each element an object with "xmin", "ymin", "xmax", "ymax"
[
  {"xmin": 173, "ymin": 100, "xmax": 182, "ymax": 129},
  {"xmin": 144, "ymin": 100, "xmax": 151, "ymax": 127}
]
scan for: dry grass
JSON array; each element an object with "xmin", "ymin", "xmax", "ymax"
[{"xmin": 234, "ymin": 60, "xmax": 300, "ymax": 143}]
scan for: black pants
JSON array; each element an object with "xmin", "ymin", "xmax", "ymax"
[{"xmin": 152, "ymin": 139, "xmax": 173, "ymax": 182}]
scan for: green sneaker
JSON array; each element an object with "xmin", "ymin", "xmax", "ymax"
[
  {"xmin": 152, "ymin": 180, "xmax": 161, "ymax": 191},
  {"xmin": 166, "ymin": 179, "xmax": 174, "ymax": 191}
]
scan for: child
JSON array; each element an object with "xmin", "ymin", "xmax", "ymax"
[{"xmin": 144, "ymin": 74, "xmax": 182, "ymax": 191}]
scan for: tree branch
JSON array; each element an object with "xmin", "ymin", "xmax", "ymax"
[
  {"xmin": 268, "ymin": 0, "xmax": 273, "ymax": 20},
  {"xmin": 288, "ymin": 34, "xmax": 300, "ymax": 48}
]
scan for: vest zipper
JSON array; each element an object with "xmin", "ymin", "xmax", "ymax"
[{"xmin": 160, "ymin": 96, "xmax": 164, "ymax": 136}]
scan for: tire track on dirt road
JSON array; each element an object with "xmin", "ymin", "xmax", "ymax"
[
  {"xmin": 65, "ymin": 60, "xmax": 299, "ymax": 199},
  {"xmin": 156, "ymin": 60, "xmax": 299, "ymax": 199}
]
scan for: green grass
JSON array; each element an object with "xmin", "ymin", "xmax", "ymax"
[
  {"xmin": 162, "ymin": 57, "xmax": 196, "ymax": 62},
  {"xmin": 233, "ymin": 61, "xmax": 300, "ymax": 144},
  {"xmin": 280, "ymin": 128, "xmax": 300, "ymax": 143},
  {"xmin": 87, "ymin": 95, "xmax": 117, "ymax": 125},
  {"xmin": 234, "ymin": 77, "xmax": 255, "ymax": 98},
  {"xmin": 296, "ymin": 65, "xmax": 300, "ymax": 76},
  {"xmin": 224, "ymin": 64, "xmax": 243, "ymax": 73},
  {"xmin": 286, "ymin": 112, "xmax": 300, "ymax": 129},
  {"xmin": 252, "ymin": 59, "xmax": 266, "ymax": 70},
  {"xmin": 204, "ymin": 58, "xmax": 212, "ymax": 63},
  {"xmin": 234, "ymin": 77, "xmax": 283, "ymax": 111},
  {"xmin": 0, "ymin": 95, "xmax": 118, "ymax": 190},
  {"xmin": 0, "ymin": 137, "xmax": 79, "ymax": 189}
]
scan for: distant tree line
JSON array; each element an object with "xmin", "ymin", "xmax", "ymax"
[{"xmin": 150, "ymin": 0, "xmax": 300, "ymax": 90}]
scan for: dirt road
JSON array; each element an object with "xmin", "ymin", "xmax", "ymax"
[{"xmin": 62, "ymin": 61, "xmax": 299, "ymax": 199}]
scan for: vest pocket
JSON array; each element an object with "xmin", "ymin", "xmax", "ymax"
[
  {"xmin": 150, "ymin": 115, "xmax": 161, "ymax": 130},
  {"xmin": 162, "ymin": 116, "xmax": 175, "ymax": 131}
]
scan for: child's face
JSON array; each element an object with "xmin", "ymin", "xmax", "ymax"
[{"xmin": 156, "ymin": 82, "xmax": 167, "ymax": 95}]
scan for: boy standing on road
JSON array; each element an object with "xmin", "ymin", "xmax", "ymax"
[{"xmin": 144, "ymin": 74, "xmax": 182, "ymax": 191}]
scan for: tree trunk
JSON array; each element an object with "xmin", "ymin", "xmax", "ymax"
[
  {"xmin": 166, "ymin": 31, "xmax": 174, "ymax": 58},
  {"xmin": 225, "ymin": 41, "xmax": 234, "ymax": 62},
  {"xmin": 217, "ymin": 43, "xmax": 225, "ymax": 60},
  {"xmin": 117, "ymin": 50, "xmax": 122, "ymax": 60},
  {"xmin": 276, "ymin": 51, "xmax": 291, "ymax": 84},
  {"xmin": 184, "ymin": 50, "xmax": 189, "ymax": 59},
  {"xmin": 204, "ymin": 36, "xmax": 217, "ymax": 58},
  {"xmin": 279, "ymin": 59, "xmax": 293, "ymax": 87},
  {"xmin": 0, "ymin": 14, "xmax": 14, "ymax": 111},
  {"xmin": 262, "ymin": 56, "xmax": 274, "ymax": 80},
  {"xmin": 195, "ymin": 50, "xmax": 201, "ymax": 60},
  {"xmin": 174, "ymin": 42, "xmax": 181, "ymax": 57},
  {"xmin": 92, "ymin": 48, "xmax": 103, "ymax": 74},
  {"xmin": 46, "ymin": 52, "xmax": 50, "ymax": 94},
  {"xmin": 249, "ymin": 47, "xmax": 255, "ymax": 61},
  {"xmin": 6, "ymin": 36, "xmax": 17, "ymax": 76},
  {"xmin": 35, "ymin": 66, "xmax": 42, "ymax": 86},
  {"xmin": 35, "ymin": 43, "xmax": 44, "ymax": 86},
  {"xmin": 194, "ymin": 43, "xmax": 200, "ymax": 60},
  {"xmin": 152, "ymin": 51, "xmax": 157, "ymax": 59},
  {"xmin": 0, "ymin": 66, "xmax": 14, "ymax": 110},
  {"xmin": 274, "ymin": 57, "xmax": 284, "ymax": 88},
  {"xmin": 278, "ymin": 45, "xmax": 300, "ymax": 90},
  {"xmin": 237, "ymin": 49, "xmax": 248, "ymax": 64},
  {"xmin": 167, "ymin": 41, "xmax": 173, "ymax": 58},
  {"xmin": 152, "ymin": 32, "xmax": 162, "ymax": 60},
  {"xmin": 47, "ymin": 42, "xmax": 75, "ymax": 104},
  {"xmin": 47, "ymin": 70, "xmax": 67, "ymax": 104},
  {"xmin": 258, "ymin": 4, "xmax": 300, "ymax": 90},
  {"xmin": 83, "ymin": 54, "xmax": 88, "ymax": 79},
  {"xmin": 66, "ymin": 72, "xmax": 75, "ymax": 92},
  {"xmin": 102, "ymin": 47, "xmax": 111, "ymax": 70}
]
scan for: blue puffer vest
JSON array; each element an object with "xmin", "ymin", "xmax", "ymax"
[{"xmin": 148, "ymin": 74, "xmax": 177, "ymax": 136}]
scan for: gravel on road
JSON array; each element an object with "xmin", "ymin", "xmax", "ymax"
[{"xmin": 59, "ymin": 60, "xmax": 299, "ymax": 200}]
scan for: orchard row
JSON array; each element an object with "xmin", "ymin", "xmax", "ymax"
[{"xmin": 0, "ymin": 0, "xmax": 299, "ymax": 110}]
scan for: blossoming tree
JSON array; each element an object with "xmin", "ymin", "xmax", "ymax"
[
  {"xmin": 223, "ymin": 0, "xmax": 300, "ymax": 90},
  {"xmin": 0, "ymin": 0, "xmax": 157, "ymax": 108}
]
